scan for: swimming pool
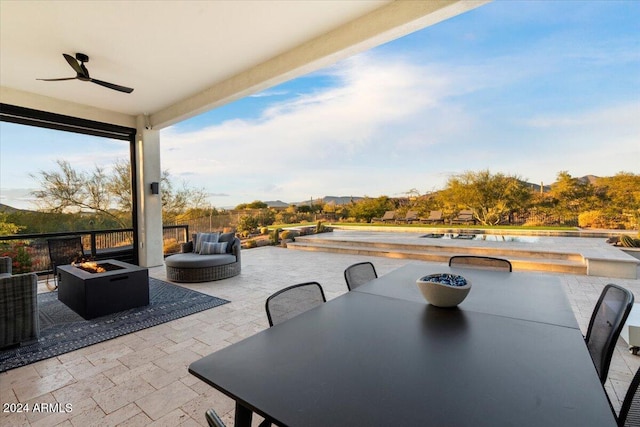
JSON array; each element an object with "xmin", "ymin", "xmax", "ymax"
[{"xmin": 420, "ymin": 233, "xmax": 541, "ymax": 243}]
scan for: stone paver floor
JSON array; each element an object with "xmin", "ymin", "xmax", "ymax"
[{"xmin": 2, "ymin": 244, "xmax": 639, "ymax": 426}]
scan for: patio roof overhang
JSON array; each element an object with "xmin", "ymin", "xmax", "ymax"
[
  {"xmin": 0, "ymin": 0, "xmax": 487, "ymax": 267},
  {"xmin": 0, "ymin": 0, "xmax": 487, "ymax": 130}
]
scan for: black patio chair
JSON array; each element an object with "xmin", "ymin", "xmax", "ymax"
[
  {"xmin": 265, "ymin": 282, "xmax": 326, "ymax": 327},
  {"xmin": 205, "ymin": 409, "xmax": 225, "ymax": 427},
  {"xmin": 205, "ymin": 408, "xmax": 271, "ymax": 427},
  {"xmin": 585, "ymin": 283, "xmax": 634, "ymax": 384},
  {"xmin": 344, "ymin": 261, "xmax": 377, "ymax": 291},
  {"xmin": 449, "ymin": 255, "xmax": 512, "ymax": 272},
  {"xmin": 617, "ymin": 367, "xmax": 640, "ymax": 427},
  {"xmin": 47, "ymin": 236, "xmax": 84, "ymax": 289}
]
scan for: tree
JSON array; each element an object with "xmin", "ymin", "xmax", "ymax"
[
  {"xmin": 547, "ymin": 171, "xmax": 594, "ymax": 217},
  {"xmin": 108, "ymin": 159, "xmax": 133, "ymax": 212},
  {"xmin": 592, "ymin": 172, "xmax": 640, "ymax": 228},
  {"xmin": 0, "ymin": 212, "xmax": 24, "ymax": 235},
  {"xmin": 31, "ymin": 160, "xmax": 125, "ymax": 226},
  {"xmin": 236, "ymin": 200, "xmax": 268, "ymax": 210},
  {"xmin": 247, "ymin": 200, "xmax": 268, "ymax": 209},
  {"xmin": 348, "ymin": 196, "xmax": 395, "ymax": 222},
  {"xmin": 438, "ymin": 170, "xmax": 532, "ymax": 225},
  {"xmin": 31, "ymin": 159, "xmax": 209, "ymax": 227},
  {"xmin": 594, "ymin": 172, "xmax": 640, "ymax": 212}
]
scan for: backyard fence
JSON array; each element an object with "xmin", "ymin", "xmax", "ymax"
[{"xmin": 0, "ymin": 225, "xmax": 189, "ymax": 275}]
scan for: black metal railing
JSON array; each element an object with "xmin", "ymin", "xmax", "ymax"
[{"xmin": 0, "ymin": 225, "xmax": 189, "ymax": 275}]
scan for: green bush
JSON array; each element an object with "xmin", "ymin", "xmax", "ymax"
[
  {"xmin": 163, "ymin": 238, "xmax": 181, "ymax": 255},
  {"xmin": 244, "ymin": 239, "xmax": 257, "ymax": 249},
  {"xmin": 0, "ymin": 242, "xmax": 33, "ymax": 274},
  {"xmin": 280, "ymin": 230, "xmax": 299, "ymax": 240},
  {"xmin": 237, "ymin": 215, "xmax": 259, "ymax": 234},
  {"xmin": 578, "ymin": 211, "xmax": 607, "ymax": 228}
]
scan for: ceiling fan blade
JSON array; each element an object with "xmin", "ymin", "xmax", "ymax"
[
  {"xmin": 63, "ymin": 53, "xmax": 85, "ymax": 76},
  {"xmin": 37, "ymin": 77, "xmax": 78, "ymax": 81},
  {"xmin": 90, "ymin": 78, "xmax": 134, "ymax": 93}
]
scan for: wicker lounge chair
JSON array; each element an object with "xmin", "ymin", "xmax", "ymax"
[
  {"xmin": 372, "ymin": 211, "xmax": 396, "ymax": 223},
  {"xmin": 165, "ymin": 232, "xmax": 241, "ymax": 283},
  {"xmin": 381, "ymin": 211, "xmax": 397, "ymax": 223},
  {"xmin": 422, "ymin": 210, "xmax": 444, "ymax": 224},
  {"xmin": 452, "ymin": 210, "xmax": 476, "ymax": 224},
  {"xmin": 399, "ymin": 211, "xmax": 420, "ymax": 223}
]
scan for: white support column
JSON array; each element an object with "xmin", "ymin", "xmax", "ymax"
[{"xmin": 135, "ymin": 115, "xmax": 164, "ymax": 267}]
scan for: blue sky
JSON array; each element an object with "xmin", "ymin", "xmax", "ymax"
[{"xmin": 1, "ymin": 1, "xmax": 639, "ymax": 210}]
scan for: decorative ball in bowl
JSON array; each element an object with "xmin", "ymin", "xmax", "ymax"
[{"xmin": 416, "ymin": 274, "xmax": 471, "ymax": 307}]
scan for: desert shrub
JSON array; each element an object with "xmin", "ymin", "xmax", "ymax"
[
  {"xmin": 163, "ymin": 238, "xmax": 181, "ymax": 255},
  {"xmin": 237, "ymin": 215, "xmax": 259, "ymax": 234},
  {"xmin": 280, "ymin": 230, "xmax": 299, "ymax": 240},
  {"xmin": 244, "ymin": 239, "xmax": 257, "ymax": 249},
  {"xmin": 578, "ymin": 211, "xmax": 608, "ymax": 228},
  {"xmin": 0, "ymin": 241, "xmax": 33, "ymax": 273},
  {"xmin": 579, "ymin": 210, "xmax": 628, "ymax": 229},
  {"xmin": 260, "ymin": 227, "xmax": 269, "ymax": 235}
]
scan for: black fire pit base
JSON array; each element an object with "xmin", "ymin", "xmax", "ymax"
[{"xmin": 57, "ymin": 259, "xmax": 149, "ymax": 320}]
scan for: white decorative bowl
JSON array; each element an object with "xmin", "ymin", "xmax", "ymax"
[{"xmin": 416, "ymin": 274, "xmax": 471, "ymax": 307}]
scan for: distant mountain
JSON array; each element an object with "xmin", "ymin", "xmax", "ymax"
[
  {"xmin": 264, "ymin": 200, "xmax": 290, "ymax": 208},
  {"xmin": 0, "ymin": 203, "xmax": 32, "ymax": 214},
  {"xmin": 578, "ymin": 175, "xmax": 599, "ymax": 185},
  {"xmin": 521, "ymin": 181, "xmax": 551, "ymax": 193},
  {"xmin": 294, "ymin": 196, "xmax": 364, "ymax": 206}
]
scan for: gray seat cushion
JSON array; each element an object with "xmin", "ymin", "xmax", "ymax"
[{"xmin": 165, "ymin": 253, "xmax": 236, "ymax": 269}]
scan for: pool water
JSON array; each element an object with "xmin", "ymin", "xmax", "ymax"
[{"xmin": 420, "ymin": 233, "xmax": 540, "ymax": 243}]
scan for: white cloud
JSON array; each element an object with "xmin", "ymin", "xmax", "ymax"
[
  {"xmin": 161, "ymin": 45, "xmax": 640, "ymax": 207},
  {"xmin": 250, "ymin": 89, "xmax": 289, "ymax": 98}
]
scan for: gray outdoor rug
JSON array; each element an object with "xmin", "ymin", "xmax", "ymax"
[{"xmin": 0, "ymin": 278, "xmax": 229, "ymax": 373}]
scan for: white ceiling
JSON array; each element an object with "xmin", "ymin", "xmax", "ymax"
[{"xmin": 1, "ymin": 1, "xmax": 485, "ymax": 129}]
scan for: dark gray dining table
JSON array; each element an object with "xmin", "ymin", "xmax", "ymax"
[{"xmin": 189, "ymin": 263, "xmax": 616, "ymax": 427}]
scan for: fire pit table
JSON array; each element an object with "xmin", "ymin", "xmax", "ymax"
[{"xmin": 57, "ymin": 259, "xmax": 149, "ymax": 319}]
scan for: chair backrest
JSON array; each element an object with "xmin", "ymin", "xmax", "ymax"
[
  {"xmin": 205, "ymin": 408, "xmax": 226, "ymax": 427},
  {"xmin": 449, "ymin": 256, "xmax": 512, "ymax": 272},
  {"xmin": 344, "ymin": 262, "xmax": 377, "ymax": 291},
  {"xmin": 618, "ymin": 367, "xmax": 640, "ymax": 427},
  {"xmin": 265, "ymin": 282, "xmax": 326, "ymax": 327},
  {"xmin": 405, "ymin": 211, "xmax": 419, "ymax": 221},
  {"xmin": 457, "ymin": 210, "xmax": 474, "ymax": 219},
  {"xmin": 427, "ymin": 211, "xmax": 443, "ymax": 221},
  {"xmin": 47, "ymin": 237, "xmax": 84, "ymax": 273},
  {"xmin": 585, "ymin": 284, "xmax": 634, "ymax": 384},
  {"xmin": 0, "ymin": 256, "xmax": 11, "ymax": 275},
  {"xmin": 381, "ymin": 211, "xmax": 396, "ymax": 220}
]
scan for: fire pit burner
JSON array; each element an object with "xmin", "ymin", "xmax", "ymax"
[{"xmin": 73, "ymin": 261, "xmax": 124, "ymax": 274}]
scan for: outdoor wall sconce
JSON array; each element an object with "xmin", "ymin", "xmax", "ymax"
[{"xmin": 150, "ymin": 182, "xmax": 159, "ymax": 195}]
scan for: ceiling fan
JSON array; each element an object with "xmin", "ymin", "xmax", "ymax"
[{"xmin": 37, "ymin": 53, "xmax": 134, "ymax": 93}]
